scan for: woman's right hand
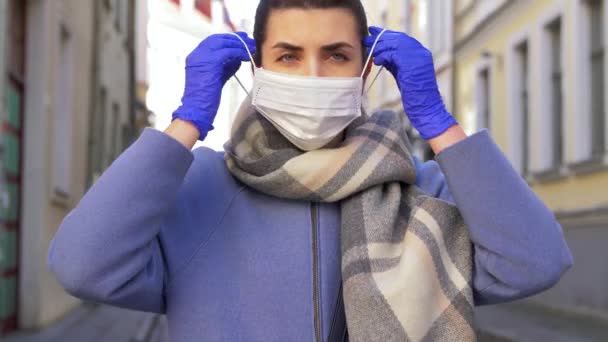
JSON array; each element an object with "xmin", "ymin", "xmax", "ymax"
[{"xmin": 172, "ymin": 32, "xmax": 256, "ymax": 141}]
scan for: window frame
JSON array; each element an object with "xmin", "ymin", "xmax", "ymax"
[
  {"xmin": 567, "ymin": 0, "xmax": 608, "ymax": 175},
  {"xmin": 50, "ymin": 23, "xmax": 74, "ymax": 205},
  {"xmin": 588, "ymin": 0, "xmax": 606, "ymax": 158},
  {"xmin": 474, "ymin": 56, "xmax": 492, "ymax": 134},
  {"xmin": 530, "ymin": 3, "xmax": 567, "ymax": 181},
  {"xmin": 506, "ymin": 28, "xmax": 531, "ymax": 177}
]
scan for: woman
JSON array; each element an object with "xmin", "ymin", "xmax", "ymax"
[{"xmin": 47, "ymin": 0, "xmax": 573, "ymax": 341}]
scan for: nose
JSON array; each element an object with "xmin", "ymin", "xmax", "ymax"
[{"xmin": 303, "ymin": 58, "xmax": 321, "ymax": 77}]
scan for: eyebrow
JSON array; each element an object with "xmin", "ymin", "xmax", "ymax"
[
  {"xmin": 272, "ymin": 42, "xmax": 303, "ymax": 51},
  {"xmin": 271, "ymin": 41, "xmax": 354, "ymax": 52},
  {"xmin": 321, "ymin": 42, "xmax": 354, "ymax": 51}
]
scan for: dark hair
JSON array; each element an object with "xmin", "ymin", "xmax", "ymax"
[{"xmin": 253, "ymin": 0, "xmax": 369, "ymax": 66}]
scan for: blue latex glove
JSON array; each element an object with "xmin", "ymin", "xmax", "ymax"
[
  {"xmin": 172, "ymin": 32, "xmax": 256, "ymax": 140},
  {"xmin": 364, "ymin": 26, "xmax": 458, "ymax": 140}
]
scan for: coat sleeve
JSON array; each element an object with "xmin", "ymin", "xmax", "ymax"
[
  {"xmin": 414, "ymin": 129, "xmax": 574, "ymax": 305},
  {"xmin": 47, "ymin": 128, "xmax": 194, "ymax": 313}
]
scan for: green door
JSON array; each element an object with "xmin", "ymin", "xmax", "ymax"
[{"xmin": 0, "ymin": 79, "xmax": 22, "ymax": 334}]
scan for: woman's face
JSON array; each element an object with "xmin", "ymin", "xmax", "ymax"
[{"xmin": 260, "ymin": 8, "xmax": 365, "ymax": 77}]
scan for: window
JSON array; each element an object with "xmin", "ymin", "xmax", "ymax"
[
  {"xmin": 515, "ymin": 40, "xmax": 530, "ymax": 175},
  {"xmin": 114, "ymin": 0, "xmax": 121, "ymax": 32},
  {"xmin": 52, "ymin": 24, "xmax": 73, "ymax": 202},
  {"xmin": 417, "ymin": 0, "xmax": 429, "ymax": 45},
  {"xmin": 113, "ymin": 0, "xmax": 129, "ymax": 33},
  {"xmin": 111, "ymin": 102, "xmax": 120, "ymax": 163},
  {"xmin": 402, "ymin": 0, "xmax": 412, "ymax": 33},
  {"xmin": 88, "ymin": 87, "xmax": 107, "ymax": 187},
  {"xmin": 195, "ymin": 0, "xmax": 212, "ymax": 19},
  {"xmin": 122, "ymin": 124, "xmax": 132, "ymax": 152},
  {"xmin": 476, "ymin": 67, "xmax": 491, "ymax": 132},
  {"xmin": 380, "ymin": 0, "xmax": 388, "ymax": 99},
  {"xmin": 547, "ymin": 18, "xmax": 564, "ymax": 167},
  {"xmin": 589, "ymin": 0, "xmax": 605, "ymax": 157},
  {"xmin": 429, "ymin": 0, "xmax": 448, "ymax": 54}
]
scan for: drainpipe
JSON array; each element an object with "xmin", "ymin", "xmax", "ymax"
[
  {"xmin": 85, "ymin": 0, "xmax": 100, "ymax": 189},
  {"xmin": 0, "ymin": 0, "xmax": 7, "ymax": 120},
  {"xmin": 0, "ymin": 0, "xmax": 8, "ymax": 213},
  {"xmin": 127, "ymin": 0, "xmax": 136, "ymax": 146}
]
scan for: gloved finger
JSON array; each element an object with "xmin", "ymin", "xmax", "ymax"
[
  {"xmin": 225, "ymin": 62, "xmax": 242, "ymax": 79},
  {"xmin": 364, "ymin": 26, "xmax": 383, "ymax": 46},
  {"xmin": 370, "ymin": 48, "xmax": 396, "ymax": 67},
  {"xmin": 216, "ymin": 48, "xmax": 255, "ymax": 64},
  {"xmin": 187, "ymin": 47, "xmax": 252, "ymax": 68},
  {"xmin": 365, "ymin": 31, "xmax": 423, "ymax": 49},
  {"xmin": 212, "ymin": 34, "xmax": 256, "ymax": 53},
  {"xmin": 233, "ymin": 31, "xmax": 255, "ymax": 43},
  {"xmin": 368, "ymin": 42, "xmax": 398, "ymax": 56},
  {"xmin": 368, "ymin": 26, "xmax": 385, "ymax": 35},
  {"xmin": 373, "ymin": 55, "xmax": 399, "ymax": 79},
  {"xmin": 221, "ymin": 33, "xmax": 256, "ymax": 49},
  {"xmin": 232, "ymin": 32, "xmax": 257, "ymax": 50},
  {"xmin": 211, "ymin": 34, "xmax": 256, "ymax": 56},
  {"xmin": 205, "ymin": 38, "xmax": 253, "ymax": 51},
  {"xmin": 187, "ymin": 42, "xmax": 253, "ymax": 67},
  {"xmin": 363, "ymin": 31, "xmax": 402, "ymax": 47},
  {"xmin": 373, "ymin": 53, "xmax": 392, "ymax": 67},
  {"xmin": 370, "ymin": 26, "xmax": 413, "ymax": 40},
  {"xmin": 364, "ymin": 35, "xmax": 386, "ymax": 47},
  {"xmin": 365, "ymin": 40, "xmax": 399, "ymax": 60},
  {"xmin": 363, "ymin": 35, "xmax": 379, "ymax": 47}
]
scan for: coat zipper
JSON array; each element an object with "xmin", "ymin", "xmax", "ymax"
[{"xmin": 311, "ymin": 202, "xmax": 322, "ymax": 342}]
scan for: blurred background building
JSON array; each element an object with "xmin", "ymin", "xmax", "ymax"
[
  {"xmin": 361, "ymin": 0, "xmax": 608, "ymax": 340},
  {"xmin": 0, "ymin": 0, "xmax": 138, "ymax": 336},
  {"xmin": 361, "ymin": 0, "xmax": 454, "ymax": 162},
  {"xmin": 450, "ymin": 0, "xmax": 608, "ymax": 340},
  {"xmin": 145, "ymin": 0, "xmax": 254, "ymax": 151},
  {"xmin": 0, "ymin": 0, "xmax": 250, "ymax": 339},
  {"xmin": 0, "ymin": 0, "xmax": 607, "ymax": 341}
]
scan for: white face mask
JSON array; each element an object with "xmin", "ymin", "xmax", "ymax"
[{"xmin": 232, "ymin": 30, "xmax": 386, "ymax": 151}]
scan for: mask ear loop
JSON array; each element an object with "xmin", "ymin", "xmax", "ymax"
[
  {"xmin": 361, "ymin": 28, "xmax": 387, "ymax": 95},
  {"xmin": 365, "ymin": 67, "xmax": 384, "ymax": 95},
  {"xmin": 234, "ymin": 74, "xmax": 251, "ymax": 98},
  {"xmin": 230, "ymin": 32, "xmax": 258, "ymax": 97}
]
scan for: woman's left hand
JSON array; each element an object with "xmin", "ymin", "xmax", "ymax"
[{"xmin": 364, "ymin": 26, "xmax": 458, "ymax": 140}]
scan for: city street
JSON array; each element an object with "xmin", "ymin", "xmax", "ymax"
[
  {"xmin": 1, "ymin": 0, "xmax": 607, "ymax": 340},
  {"xmin": 4, "ymin": 302, "xmax": 168, "ymax": 342}
]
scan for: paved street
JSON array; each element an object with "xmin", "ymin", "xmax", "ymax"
[
  {"xmin": 6, "ymin": 299, "xmax": 608, "ymax": 341},
  {"xmin": 4, "ymin": 302, "xmax": 168, "ymax": 342},
  {"xmin": 475, "ymin": 302, "xmax": 608, "ymax": 342}
]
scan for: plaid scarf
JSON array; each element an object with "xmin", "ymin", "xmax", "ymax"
[{"xmin": 224, "ymin": 100, "xmax": 476, "ymax": 342}]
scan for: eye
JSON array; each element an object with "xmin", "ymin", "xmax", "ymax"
[
  {"xmin": 330, "ymin": 53, "xmax": 349, "ymax": 62},
  {"xmin": 278, "ymin": 54, "xmax": 297, "ymax": 63}
]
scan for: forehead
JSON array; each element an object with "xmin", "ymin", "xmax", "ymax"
[{"xmin": 264, "ymin": 8, "xmax": 361, "ymax": 47}]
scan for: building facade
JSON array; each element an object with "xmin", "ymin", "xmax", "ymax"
[
  {"xmin": 146, "ymin": 0, "xmax": 245, "ymax": 152},
  {"xmin": 453, "ymin": 0, "xmax": 608, "ymax": 335},
  {"xmin": 0, "ymin": 0, "xmax": 26, "ymax": 333},
  {"xmin": 0, "ymin": 0, "xmax": 137, "ymax": 336},
  {"xmin": 361, "ymin": 0, "xmax": 454, "ymax": 161},
  {"xmin": 363, "ymin": 0, "xmax": 608, "ymax": 336},
  {"xmin": 87, "ymin": 0, "xmax": 137, "ymax": 186}
]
